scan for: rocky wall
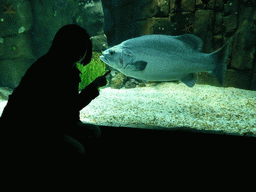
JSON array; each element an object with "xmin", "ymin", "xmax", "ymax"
[
  {"xmin": 0, "ymin": 0, "xmax": 256, "ymax": 90},
  {"xmin": 0, "ymin": 0, "xmax": 107, "ymax": 89},
  {"xmin": 102, "ymin": 0, "xmax": 256, "ymax": 90}
]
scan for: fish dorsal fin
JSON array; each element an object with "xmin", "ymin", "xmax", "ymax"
[
  {"xmin": 174, "ymin": 34, "xmax": 203, "ymax": 52},
  {"xmin": 181, "ymin": 73, "xmax": 198, "ymax": 87}
]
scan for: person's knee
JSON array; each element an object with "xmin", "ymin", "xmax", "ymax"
[
  {"xmin": 77, "ymin": 123, "xmax": 101, "ymax": 139},
  {"xmin": 91, "ymin": 125, "xmax": 101, "ymax": 139},
  {"xmin": 62, "ymin": 133, "xmax": 85, "ymax": 155}
]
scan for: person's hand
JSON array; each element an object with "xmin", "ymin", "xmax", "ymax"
[{"xmin": 92, "ymin": 71, "xmax": 110, "ymax": 89}]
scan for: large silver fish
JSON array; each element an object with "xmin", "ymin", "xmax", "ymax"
[{"xmin": 100, "ymin": 34, "xmax": 230, "ymax": 87}]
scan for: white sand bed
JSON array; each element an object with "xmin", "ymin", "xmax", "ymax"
[
  {"xmin": 80, "ymin": 82, "xmax": 256, "ymax": 136},
  {"xmin": 0, "ymin": 101, "xmax": 7, "ymax": 117},
  {"xmin": 1, "ymin": 83, "xmax": 255, "ymax": 136}
]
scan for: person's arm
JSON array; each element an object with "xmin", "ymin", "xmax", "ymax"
[
  {"xmin": 77, "ymin": 82, "xmax": 99, "ymax": 111},
  {"xmin": 77, "ymin": 71, "xmax": 109, "ymax": 111}
]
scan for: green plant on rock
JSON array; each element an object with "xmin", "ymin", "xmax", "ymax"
[{"xmin": 77, "ymin": 52, "xmax": 107, "ymax": 91}]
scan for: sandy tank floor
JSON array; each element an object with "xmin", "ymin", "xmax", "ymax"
[
  {"xmin": 80, "ymin": 82, "xmax": 256, "ymax": 136},
  {"xmin": 1, "ymin": 82, "xmax": 255, "ymax": 136}
]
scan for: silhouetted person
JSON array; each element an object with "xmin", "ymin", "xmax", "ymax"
[{"xmin": 1, "ymin": 24, "xmax": 107, "ymax": 181}]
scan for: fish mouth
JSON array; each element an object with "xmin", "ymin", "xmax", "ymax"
[{"xmin": 99, "ymin": 55, "xmax": 109, "ymax": 64}]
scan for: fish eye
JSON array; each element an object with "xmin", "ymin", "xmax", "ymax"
[{"xmin": 110, "ymin": 50, "xmax": 115, "ymax": 55}]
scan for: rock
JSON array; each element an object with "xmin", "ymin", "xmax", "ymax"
[
  {"xmin": 1, "ymin": 0, "xmax": 256, "ymax": 91},
  {"xmin": 91, "ymin": 34, "xmax": 108, "ymax": 52},
  {"xmin": 224, "ymin": 69, "xmax": 251, "ymax": 89},
  {"xmin": 55, "ymin": 0, "xmax": 68, "ymax": 9},
  {"xmin": 1, "ymin": 0, "xmax": 105, "ymax": 90},
  {"xmin": 0, "ymin": 87, "xmax": 13, "ymax": 100},
  {"xmin": 251, "ymin": 73, "xmax": 256, "ymax": 90},
  {"xmin": 181, "ymin": 0, "xmax": 195, "ymax": 12},
  {"xmin": 0, "ymin": 57, "xmax": 36, "ymax": 89},
  {"xmin": 214, "ymin": 12, "xmax": 224, "ymax": 34},
  {"xmin": 78, "ymin": 0, "xmax": 105, "ymax": 36},
  {"xmin": 194, "ymin": 10, "xmax": 214, "ymax": 53},
  {"xmin": 124, "ymin": 79, "xmax": 137, "ymax": 89},
  {"xmin": 138, "ymin": 17, "xmax": 173, "ymax": 36},
  {"xmin": 110, "ymin": 70, "xmax": 119, "ymax": 77},
  {"xmin": 230, "ymin": 20, "xmax": 255, "ymax": 70},
  {"xmin": 0, "ymin": 0, "xmax": 35, "ymax": 89},
  {"xmin": 102, "ymin": 0, "xmax": 159, "ymax": 46},
  {"xmin": 110, "ymin": 72, "xmax": 127, "ymax": 89},
  {"xmin": 214, "ymin": 0, "xmax": 224, "ymax": 11},
  {"xmin": 137, "ymin": 82, "xmax": 147, "ymax": 87},
  {"xmin": 223, "ymin": 14, "xmax": 238, "ymax": 33},
  {"xmin": 156, "ymin": 0, "xmax": 170, "ymax": 17}
]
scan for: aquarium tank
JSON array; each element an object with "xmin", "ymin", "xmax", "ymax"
[{"xmin": 0, "ymin": 0, "xmax": 256, "ymax": 137}]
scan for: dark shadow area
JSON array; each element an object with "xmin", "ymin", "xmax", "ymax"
[
  {"xmin": 1, "ymin": 122, "xmax": 255, "ymax": 188},
  {"xmin": 90, "ymin": 125, "xmax": 255, "ymax": 183},
  {"xmin": 96, "ymin": 125, "xmax": 255, "ymax": 159},
  {"xmin": 98, "ymin": 125, "xmax": 255, "ymax": 149}
]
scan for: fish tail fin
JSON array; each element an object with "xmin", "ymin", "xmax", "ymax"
[{"xmin": 210, "ymin": 41, "xmax": 230, "ymax": 85}]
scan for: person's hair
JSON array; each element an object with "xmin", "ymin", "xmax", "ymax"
[{"xmin": 49, "ymin": 24, "xmax": 92, "ymax": 66}]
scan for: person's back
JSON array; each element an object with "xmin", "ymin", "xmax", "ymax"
[
  {"xmin": 1, "ymin": 25, "xmax": 106, "ymax": 182},
  {"xmin": 1, "ymin": 55, "xmax": 80, "ymax": 176}
]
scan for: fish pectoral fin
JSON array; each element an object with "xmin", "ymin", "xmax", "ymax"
[
  {"xmin": 181, "ymin": 73, "xmax": 198, "ymax": 87},
  {"xmin": 131, "ymin": 61, "xmax": 148, "ymax": 71}
]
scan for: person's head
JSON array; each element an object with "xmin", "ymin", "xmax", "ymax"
[{"xmin": 49, "ymin": 24, "xmax": 92, "ymax": 68}]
